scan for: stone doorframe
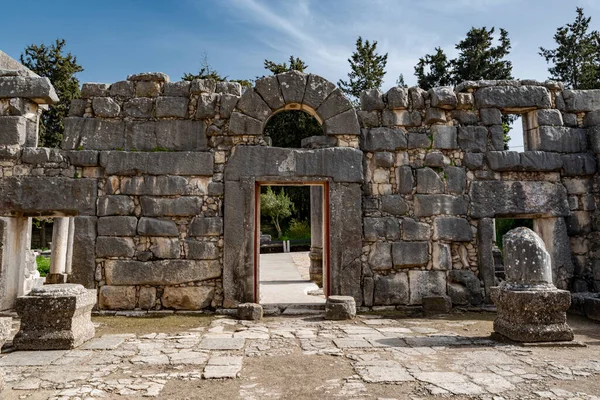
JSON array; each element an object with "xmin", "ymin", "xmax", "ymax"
[{"xmin": 222, "ymin": 146, "xmax": 364, "ymax": 308}]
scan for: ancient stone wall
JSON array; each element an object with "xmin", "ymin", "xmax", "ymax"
[{"xmin": 0, "ymin": 67, "xmax": 599, "ymax": 311}]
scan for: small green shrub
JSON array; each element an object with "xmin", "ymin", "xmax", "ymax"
[
  {"xmin": 36, "ymin": 255, "xmax": 50, "ymax": 277},
  {"xmin": 287, "ymin": 218, "xmax": 311, "ymax": 240}
]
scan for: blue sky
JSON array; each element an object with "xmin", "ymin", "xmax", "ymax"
[{"xmin": 3, "ymin": 0, "xmax": 600, "ymax": 149}]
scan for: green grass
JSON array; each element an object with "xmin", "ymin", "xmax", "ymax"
[{"xmin": 36, "ymin": 255, "xmax": 50, "ymax": 277}]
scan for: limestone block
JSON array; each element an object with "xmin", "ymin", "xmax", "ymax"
[
  {"xmin": 155, "ymin": 96, "xmax": 188, "ymax": 118},
  {"xmin": 445, "ymin": 166, "xmax": 466, "ymax": 194},
  {"xmin": 486, "ymin": 151, "xmax": 520, "ymax": 171},
  {"xmin": 137, "ymin": 217, "xmax": 179, "ymax": 237},
  {"xmin": 163, "ymin": 81, "xmax": 190, "ymax": 97},
  {"xmin": 228, "ymin": 112, "xmax": 263, "ymax": 136},
  {"xmin": 469, "ymin": 181, "xmax": 569, "ymax": 218},
  {"xmin": 99, "ymin": 285, "xmax": 136, "ymax": 309},
  {"xmin": 123, "ymin": 97, "xmax": 153, "ymax": 118},
  {"xmin": 396, "ymin": 166, "xmax": 414, "ymax": 194},
  {"xmin": 127, "ymin": 72, "xmax": 169, "ymax": 82},
  {"xmin": 254, "ymin": 75, "xmax": 284, "ymax": 110},
  {"xmin": 409, "ymin": 87, "xmax": 426, "ymax": 109},
  {"xmin": 301, "ymin": 135, "xmax": 337, "ymax": 149},
  {"xmin": 431, "ymin": 125, "xmax": 457, "ymax": 149},
  {"xmin": 432, "ymin": 243, "xmax": 451, "ymax": 270},
  {"xmin": 456, "ymin": 92, "xmax": 474, "ymax": 109},
  {"xmin": 408, "ymin": 132, "xmax": 431, "ymax": 148},
  {"xmin": 303, "ymin": 74, "xmax": 337, "ymax": 111},
  {"xmin": 22, "ymin": 147, "xmax": 65, "ymax": 164},
  {"xmin": 151, "ymin": 237, "xmax": 181, "ymax": 259},
  {"xmin": 237, "ymin": 303, "xmax": 263, "ymax": 320},
  {"xmin": 92, "ymin": 97, "xmax": 120, "ymax": 118},
  {"xmin": 565, "ymin": 211, "xmax": 592, "ymax": 235},
  {"xmin": 220, "ymin": 94, "xmax": 239, "ymax": 119},
  {"xmin": 323, "ymin": 109, "xmax": 360, "ymax": 135},
  {"xmin": 530, "ymin": 126, "xmax": 588, "ymax": 153},
  {"xmin": 363, "ymin": 277, "xmax": 374, "ymax": 307},
  {"xmin": 561, "ymin": 153, "xmax": 597, "ymax": 176},
  {"xmin": 432, "ymin": 217, "xmax": 472, "ymax": 241},
  {"xmin": 401, "ymin": 218, "xmax": 431, "ymax": 241},
  {"xmin": 383, "ymin": 110, "xmax": 422, "ymax": 127},
  {"xmin": 463, "ymin": 153, "xmax": 485, "ymax": 170},
  {"xmin": 215, "ymin": 81, "xmax": 242, "ymax": 96},
  {"xmin": 69, "ymin": 98, "xmax": 87, "ymax": 116},
  {"xmin": 155, "ymin": 120, "xmax": 207, "ymax": 151},
  {"xmin": 0, "ymin": 317, "xmax": 11, "ymax": 345},
  {"xmin": 14, "ymin": 284, "xmax": 96, "ymax": 350},
  {"xmin": 386, "ymin": 87, "xmax": 409, "ymax": 109},
  {"xmin": 138, "ymin": 287, "xmax": 157, "ymax": 309},
  {"xmin": 0, "ymin": 116, "xmax": 26, "ymax": 145},
  {"xmin": 373, "ymin": 152, "xmax": 394, "ymax": 168},
  {"xmin": 186, "ymin": 240, "xmax": 219, "ymax": 260},
  {"xmin": 422, "ymin": 295, "xmax": 452, "ymax": 313},
  {"xmin": 162, "ymin": 286, "xmax": 214, "ymax": 310},
  {"xmin": 360, "ymin": 88, "xmax": 385, "ymax": 111},
  {"xmin": 189, "ymin": 217, "xmax": 223, "ymax": 236},
  {"xmin": 563, "ymin": 89, "xmax": 600, "ymax": 112},
  {"xmin": 489, "ymin": 125, "xmax": 505, "ymax": 150},
  {"xmin": 70, "ymin": 217, "xmax": 97, "ymax": 289},
  {"xmin": 0, "ymin": 76, "xmax": 59, "ymax": 103},
  {"xmin": 100, "ymin": 151, "xmax": 214, "ymax": 176},
  {"xmin": 480, "ymin": 108, "xmax": 502, "ymax": 125},
  {"xmin": 109, "ymin": 80, "xmax": 134, "ymax": 97},
  {"xmin": 357, "ymin": 110, "xmax": 379, "ymax": 128},
  {"xmin": 429, "ymin": 86, "xmax": 457, "ymax": 109},
  {"xmin": 325, "ymin": 295, "xmax": 356, "ymax": 320},
  {"xmin": 537, "ymin": 109, "xmax": 563, "ymax": 126},
  {"xmin": 416, "ymin": 168, "xmax": 444, "ymax": 194},
  {"xmin": 120, "ymin": 176, "xmax": 189, "ymax": 196},
  {"xmin": 519, "ymin": 151, "xmax": 562, "ymax": 171},
  {"xmin": 105, "ymin": 259, "xmax": 221, "ymax": 285},
  {"xmin": 451, "ymin": 110, "xmax": 478, "ymax": 124},
  {"xmin": 458, "ymin": 126, "xmax": 487, "ymax": 152},
  {"xmin": 361, "ymin": 127, "xmax": 407, "ymax": 151},
  {"xmin": 236, "ymin": 88, "xmax": 270, "ymax": 121},
  {"xmin": 63, "ymin": 118, "xmax": 126, "ymax": 150},
  {"xmin": 368, "ymin": 242, "xmax": 392, "ymax": 271},
  {"xmin": 316, "ymin": 89, "xmax": 352, "ymax": 121},
  {"xmin": 97, "ymin": 196, "xmax": 135, "ymax": 216},
  {"xmin": 408, "ymin": 270, "xmax": 446, "ymax": 305},
  {"xmin": 98, "ymin": 216, "xmax": 137, "ymax": 236},
  {"xmin": 196, "ymin": 93, "xmax": 219, "ymax": 119},
  {"xmin": 373, "ymin": 273, "xmax": 409, "ymax": 305},
  {"xmin": 474, "ymin": 85, "xmax": 552, "ymax": 110},
  {"xmin": 277, "ymin": 70, "xmax": 307, "ymax": 105},
  {"xmin": 190, "ymin": 79, "xmax": 216, "ymax": 94},
  {"xmin": 392, "ymin": 241, "xmax": 429, "ymax": 268},
  {"xmin": 135, "ymin": 81, "xmax": 161, "ymax": 97},
  {"xmin": 363, "ymin": 217, "xmax": 400, "ymax": 241},
  {"xmin": 96, "ymin": 237, "xmax": 135, "ymax": 258},
  {"xmin": 380, "ymin": 195, "xmax": 408, "ymax": 216},
  {"xmin": 448, "ymin": 270, "xmax": 482, "ymax": 305},
  {"xmin": 124, "ymin": 121, "xmax": 156, "ymax": 151},
  {"xmin": 414, "ymin": 194, "xmax": 468, "ymax": 217}
]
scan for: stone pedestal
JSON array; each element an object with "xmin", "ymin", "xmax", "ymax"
[
  {"xmin": 14, "ymin": 284, "xmax": 96, "ymax": 350},
  {"xmin": 45, "ymin": 273, "xmax": 68, "ymax": 284},
  {"xmin": 491, "ymin": 227, "xmax": 573, "ymax": 342},
  {"xmin": 325, "ymin": 295, "xmax": 356, "ymax": 320}
]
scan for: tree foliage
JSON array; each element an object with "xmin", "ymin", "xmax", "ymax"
[
  {"xmin": 414, "ymin": 27, "xmax": 512, "ymax": 90},
  {"xmin": 338, "ymin": 36, "xmax": 388, "ymax": 101},
  {"xmin": 182, "ymin": 52, "xmax": 252, "ymax": 88},
  {"xmin": 539, "ymin": 7, "xmax": 600, "ymax": 89},
  {"xmin": 264, "ymin": 56, "xmax": 308, "ymax": 75},
  {"xmin": 20, "ymin": 39, "xmax": 83, "ymax": 148},
  {"xmin": 260, "ymin": 187, "xmax": 295, "ymax": 238}
]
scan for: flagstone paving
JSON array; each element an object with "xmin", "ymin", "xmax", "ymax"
[{"xmin": 1, "ymin": 313, "xmax": 600, "ymax": 399}]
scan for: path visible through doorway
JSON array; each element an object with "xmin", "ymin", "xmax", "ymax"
[{"xmin": 259, "ymin": 252, "xmax": 325, "ymax": 305}]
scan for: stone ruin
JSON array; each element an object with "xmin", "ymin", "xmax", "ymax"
[
  {"xmin": 491, "ymin": 227, "xmax": 573, "ymax": 342},
  {"xmin": 0, "ymin": 49, "xmax": 599, "ymax": 314}
]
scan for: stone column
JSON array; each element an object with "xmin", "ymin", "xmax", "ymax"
[
  {"xmin": 309, "ymin": 186, "xmax": 323, "ymax": 287},
  {"xmin": 64, "ymin": 218, "xmax": 75, "ymax": 275},
  {"xmin": 46, "ymin": 217, "xmax": 69, "ymax": 284}
]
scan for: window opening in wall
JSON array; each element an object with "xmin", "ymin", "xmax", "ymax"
[
  {"xmin": 257, "ymin": 184, "xmax": 326, "ymax": 305},
  {"xmin": 499, "ymin": 113, "xmax": 527, "ymax": 152},
  {"xmin": 263, "ymin": 110, "xmax": 323, "ymax": 148},
  {"xmin": 494, "ymin": 217, "xmax": 534, "ymax": 280},
  {"xmin": 31, "ymin": 218, "xmax": 53, "ymax": 277}
]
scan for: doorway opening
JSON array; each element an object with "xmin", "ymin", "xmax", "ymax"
[{"xmin": 255, "ymin": 182, "xmax": 329, "ymax": 305}]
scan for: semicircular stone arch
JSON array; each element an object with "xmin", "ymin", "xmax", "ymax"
[{"xmin": 228, "ymin": 71, "xmax": 360, "ymax": 141}]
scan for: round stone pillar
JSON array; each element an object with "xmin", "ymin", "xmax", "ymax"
[
  {"xmin": 309, "ymin": 186, "xmax": 323, "ymax": 287},
  {"xmin": 47, "ymin": 217, "xmax": 70, "ymax": 284}
]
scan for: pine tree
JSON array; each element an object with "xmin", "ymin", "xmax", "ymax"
[
  {"xmin": 20, "ymin": 39, "xmax": 83, "ymax": 148},
  {"xmin": 453, "ymin": 27, "xmax": 512, "ymax": 82},
  {"xmin": 539, "ymin": 7, "xmax": 600, "ymax": 89},
  {"xmin": 338, "ymin": 37, "xmax": 388, "ymax": 101},
  {"xmin": 182, "ymin": 52, "xmax": 252, "ymax": 88},
  {"xmin": 414, "ymin": 47, "xmax": 453, "ymax": 90},
  {"xmin": 264, "ymin": 56, "xmax": 308, "ymax": 75}
]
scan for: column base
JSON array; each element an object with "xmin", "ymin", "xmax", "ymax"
[{"xmin": 45, "ymin": 273, "xmax": 68, "ymax": 284}]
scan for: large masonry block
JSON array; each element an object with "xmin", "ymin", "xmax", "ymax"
[
  {"xmin": 0, "ymin": 116, "xmax": 26, "ymax": 145},
  {"xmin": 474, "ymin": 85, "xmax": 552, "ymax": 110},
  {"xmin": 100, "ymin": 151, "xmax": 214, "ymax": 176},
  {"xmin": 433, "ymin": 217, "xmax": 473, "ymax": 241},
  {"xmin": 392, "ymin": 241, "xmax": 429, "ymax": 267},
  {"xmin": 105, "ymin": 259, "xmax": 221, "ymax": 285}
]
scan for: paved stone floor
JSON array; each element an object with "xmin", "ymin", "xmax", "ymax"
[
  {"xmin": 1, "ymin": 313, "xmax": 600, "ymax": 399},
  {"xmin": 259, "ymin": 252, "xmax": 324, "ymax": 305}
]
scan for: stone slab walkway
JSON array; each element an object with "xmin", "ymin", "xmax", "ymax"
[{"xmin": 1, "ymin": 313, "xmax": 600, "ymax": 399}]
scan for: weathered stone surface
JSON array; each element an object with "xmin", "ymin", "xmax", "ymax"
[
  {"xmin": 254, "ymin": 75, "xmax": 284, "ymax": 110},
  {"xmin": 277, "ymin": 70, "xmax": 307, "ymax": 105},
  {"xmin": 469, "ymin": 181, "xmax": 569, "ymax": 218},
  {"xmin": 480, "ymin": 108, "xmax": 502, "ymax": 125},
  {"xmin": 120, "ymin": 176, "xmax": 191, "ymax": 196},
  {"xmin": 186, "ymin": 240, "xmax": 219, "ymax": 260},
  {"xmin": 137, "ymin": 217, "xmax": 179, "ymax": 237},
  {"xmin": 98, "ymin": 285, "xmax": 136, "ymax": 310},
  {"xmin": 105, "ymin": 259, "xmax": 221, "ymax": 285},
  {"xmin": 96, "ymin": 237, "xmax": 135, "ymax": 258},
  {"xmin": 503, "ymin": 228, "xmax": 552, "ymax": 287},
  {"xmin": 361, "ymin": 127, "xmax": 407, "ymax": 151},
  {"xmin": 70, "ymin": 217, "xmax": 97, "ymax": 289},
  {"xmin": 563, "ymin": 89, "xmax": 600, "ymax": 112},
  {"xmin": 228, "ymin": 112, "xmax": 263, "ymax": 136},
  {"xmin": 463, "ymin": 153, "xmax": 485, "ymax": 169},
  {"xmin": 458, "ymin": 126, "xmax": 487, "ymax": 152},
  {"xmin": 127, "ymin": 72, "xmax": 169, "ymax": 82},
  {"xmin": 109, "ymin": 80, "xmax": 134, "ymax": 97},
  {"xmin": 402, "ymin": 218, "xmax": 431, "ymax": 241},
  {"xmin": 414, "ymin": 195, "xmax": 468, "ymax": 217},
  {"xmin": 373, "ymin": 152, "xmax": 394, "ymax": 168},
  {"xmin": 236, "ymin": 88, "xmax": 271, "ymax": 121},
  {"xmin": 565, "ymin": 211, "xmax": 592, "ymax": 235},
  {"xmin": 561, "ymin": 153, "xmax": 597, "ymax": 176},
  {"xmin": 456, "ymin": 92, "xmax": 474, "ymax": 109},
  {"xmin": 530, "ymin": 126, "xmax": 588, "ymax": 153},
  {"xmin": 97, "ymin": 216, "xmax": 138, "ymax": 236},
  {"xmin": 163, "ymin": 81, "xmax": 190, "ymax": 97},
  {"xmin": 63, "ymin": 118, "xmax": 126, "ymax": 150},
  {"xmin": 416, "ymin": 168, "xmax": 444, "ymax": 194},
  {"xmin": 486, "ymin": 151, "xmax": 520, "ymax": 171},
  {"xmin": 21, "ymin": 147, "xmax": 65, "ymax": 164},
  {"xmin": 451, "ymin": 110, "xmax": 478, "ymax": 124},
  {"xmin": 0, "ymin": 76, "xmax": 59, "ymax": 103},
  {"xmin": 475, "ymin": 86, "xmax": 552, "ymax": 110},
  {"xmin": 324, "ymin": 109, "xmax": 360, "ymax": 135},
  {"xmin": 0, "ymin": 177, "xmax": 97, "ymax": 216},
  {"xmin": 380, "ymin": 195, "xmax": 408, "ymax": 215},
  {"xmin": 303, "ymin": 74, "xmax": 337, "ymax": 111},
  {"xmin": 373, "ymin": 273, "xmax": 409, "ymax": 305},
  {"xmin": 190, "ymin": 79, "xmax": 216, "ymax": 94},
  {"xmin": 92, "ymin": 97, "xmax": 120, "ymax": 118},
  {"xmin": 383, "ymin": 110, "xmax": 422, "ymax": 127},
  {"xmin": 361, "ymin": 89, "xmax": 385, "ymax": 111},
  {"xmin": 162, "ymin": 286, "xmax": 214, "ymax": 310},
  {"xmin": 386, "ymin": 87, "xmax": 409, "ymax": 109},
  {"xmin": 520, "ymin": 151, "xmax": 562, "ymax": 171},
  {"xmin": 364, "ymin": 217, "xmax": 400, "ymax": 241},
  {"xmin": 407, "ymin": 132, "xmax": 431, "ymax": 148},
  {"xmin": 432, "ymin": 217, "xmax": 472, "ymax": 241},
  {"xmin": 432, "ymin": 243, "xmax": 451, "ymax": 270},
  {"xmin": 392, "ymin": 241, "xmax": 429, "ymax": 268},
  {"xmin": 368, "ymin": 243, "xmax": 392, "ymax": 271},
  {"xmin": 448, "ymin": 270, "xmax": 482, "ymax": 305},
  {"xmin": 97, "ymin": 196, "xmax": 135, "ymax": 216},
  {"xmin": 14, "ymin": 284, "xmax": 96, "ymax": 350},
  {"xmin": 189, "ymin": 217, "xmax": 223, "ymax": 236},
  {"xmin": 325, "ymin": 296, "xmax": 356, "ymax": 320},
  {"xmin": 155, "ymin": 120, "xmax": 207, "ymax": 151},
  {"xmin": 396, "ymin": 166, "xmax": 414, "ymax": 194},
  {"xmin": 100, "ymin": 151, "xmax": 214, "ymax": 176},
  {"xmin": 155, "ymin": 96, "xmax": 188, "ymax": 118},
  {"xmin": 123, "ymin": 97, "xmax": 153, "ymax": 118},
  {"xmin": 237, "ymin": 303, "xmax": 263, "ymax": 320},
  {"xmin": 430, "ymin": 87, "xmax": 457, "ymax": 109},
  {"xmin": 316, "ymin": 89, "xmax": 352, "ymax": 121},
  {"xmin": 445, "ymin": 166, "xmax": 466, "ymax": 194},
  {"xmin": 424, "ymin": 151, "xmax": 449, "ymax": 168},
  {"xmin": 431, "ymin": 125, "xmax": 457, "ymax": 149},
  {"xmin": 422, "ymin": 295, "xmax": 452, "ymax": 314},
  {"xmin": 424, "ymin": 108, "xmax": 446, "ymax": 124},
  {"xmin": 409, "ymin": 87, "xmax": 426, "ymax": 109},
  {"xmin": 408, "ymin": 271, "xmax": 446, "ymax": 305},
  {"xmin": 150, "ymin": 237, "xmax": 181, "ymax": 259},
  {"xmin": 140, "ymin": 196, "xmax": 202, "ymax": 217},
  {"xmin": 536, "ymin": 109, "xmax": 563, "ymax": 126},
  {"xmin": 216, "ymin": 81, "xmax": 242, "ymax": 96}
]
